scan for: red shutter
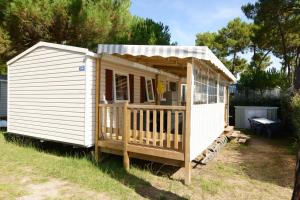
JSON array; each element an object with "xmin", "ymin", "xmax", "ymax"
[
  {"xmin": 129, "ymin": 74, "xmax": 134, "ymax": 103},
  {"xmin": 105, "ymin": 69, "xmax": 113, "ymax": 102},
  {"xmin": 140, "ymin": 76, "xmax": 146, "ymax": 103},
  {"xmin": 152, "ymin": 79, "xmax": 156, "ymax": 98}
]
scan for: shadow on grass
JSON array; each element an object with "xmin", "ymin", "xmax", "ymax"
[
  {"xmin": 233, "ymin": 130, "xmax": 296, "ymax": 189},
  {"xmin": 99, "ymin": 156, "xmax": 187, "ymax": 200},
  {"xmin": 3, "ymin": 132, "xmax": 187, "ymax": 200}
]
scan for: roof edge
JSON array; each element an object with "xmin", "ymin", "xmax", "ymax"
[{"xmin": 7, "ymin": 41, "xmax": 97, "ymax": 65}]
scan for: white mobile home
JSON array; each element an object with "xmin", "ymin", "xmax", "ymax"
[{"xmin": 7, "ymin": 42, "xmax": 236, "ymax": 184}]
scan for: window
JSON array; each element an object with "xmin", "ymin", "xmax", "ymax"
[
  {"xmin": 169, "ymin": 82, "xmax": 177, "ymax": 92},
  {"xmin": 114, "ymin": 73, "xmax": 129, "ymax": 101},
  {"xmin": 181, "ymin": 84, "xmax": 186, "ymax": 103},
  {"xmin": 219, "ymin": 83, "xmax": 225, "ymax": 103},
  {"xmin": 208, "ymin": 77, "xmax": 217, "ymax": 103},
  {"xmin": 193, "ymin": 68, "xmax": 208, "ymax": 104},
  {"xmin": 146, "ymin": 78, "xmax": 155, "ymax": 102}
]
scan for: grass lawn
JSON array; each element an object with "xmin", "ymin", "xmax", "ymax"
[{"xmin": 0, "ymin": 131, "xmax": 296, "ymax": 200}]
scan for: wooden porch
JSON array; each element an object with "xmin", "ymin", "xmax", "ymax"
[
  {"xmin": 94, "ymin": 50, "xmax": 232, "ymax": 185},
  {"xmin": 95, "ymin": 102, "xmax": 188, "ymax": 173},
  {"xmin": 94, "ymin": 56, "xmax": 193, "ymax": 185}
]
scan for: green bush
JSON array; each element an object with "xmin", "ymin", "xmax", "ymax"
[{"xmin": 291, "ymin": 93, "xmax": 300, "ymax": 140}]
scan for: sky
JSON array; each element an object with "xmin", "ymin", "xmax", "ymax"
[{"xmin": 130, "ymin": 0, "xmax": 281, "ymax": 69}]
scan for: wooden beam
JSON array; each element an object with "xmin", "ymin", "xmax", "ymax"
[
  {"xmin": 127, "ymin": 144, "xmax": 184, "ymax": 161},
  {"xmin": 123, "ymin": 101, "xmax": 130, "ymax": 171},
  {"xmin": 95, "ymin": 57, "xmax": 101, "ymax": 163},
  {"xmin": 129, "ymin": 153, "xmax": 184, "ymax": 167},
  {"xmin": 98, "ymin": 140, "xmax": 123, "ymax": 150},
  {"xmin": 184, "ymin": 61, "xmax": 193, "ymax": 185}
]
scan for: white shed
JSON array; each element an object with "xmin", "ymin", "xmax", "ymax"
[
  {"xmin": 235, "ymin": 106, "xmax": 278, "ymax": 129},
  {"xmin": 7, "ymin": 42, "xmax": 99, "ymax": 146}
]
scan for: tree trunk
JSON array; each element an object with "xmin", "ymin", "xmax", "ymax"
[
  {"xmin": 292, "ymin": 148, "xmax": 300, "ymax": 200},
  {"xmin": 294, "ymin": 47, "xmax": 300, "ymax": 90},
  {"xmin": 232, "ymin": 52, "xmax": 236, "ymax": 75},
  {"xmin": 277, "ymin": 18, "xmax": 291, "ymax": 83}
]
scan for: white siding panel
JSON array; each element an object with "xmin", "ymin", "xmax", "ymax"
[
  {"xmin": 9, "ymin": 85, "xmax": 85, "ymax": 91},
  {"xmin": 8, "ymin": 46, "xmax": 87, "ymax": 146},
  {"xmin": 13, "ymin": 54, "xmax": 84, "ymax": 66},
  {"xmin": 190, "ymin": 103, "xmax": 225, "ymax": 160},
  {"xmin": 10, "ymin": 64, "xmax": 85, "ymax": 78},
  {"xmin": 84, "ymin": 57, "xmax": 96, "ymax": 146},
  {"xmin": 9, "ymin": 116, "xmax": 85, "ymax": 126},
  {"xmin": 9, "ymin": 101, "xmax": 84, "ymax": 108},
  {"xmin": 7, "ymin": 127, "xmax": 84, "ymax": 145}
]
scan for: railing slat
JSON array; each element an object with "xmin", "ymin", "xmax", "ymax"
[
  {"xmin": 167, "ymin": 111, "xmax": 171, "ymax": 148},
  {"xmin": 103, "ymin": 106, "xmax": 107, "ymax": 139},
  {"xmin": 116, "ymin": 107, "xmax": 119, "ymax": 140},
  {"xmin": 110, "ymin": 107, "xmax": 113, "ymax": 139},
  {"xmin": 153, "ymin": 110, "xmax": 157, "ymax": 146},
  {"xmin": 182, "ymin": 111, "xmax": 185, "ymax": 150},
  {"xmin": 98, "ymin": 106, "xmax": 102, "ymax": 140},
  {"xmin": 139, "ymin": 110, "xmax": 143, "ymax": 143},
  {"xmin": 160, "ymin": 110, "xmax": 164, "ymax": 147},
  {"xmin": 146, "ymin": 110, "xmax": 150, "ymax": 145},
  {"xmin": 174, "ymin": 111, "xmax": 179, "ymax": 149},
  {"xmin": 133, "ymin": 110, "xmax": 137, "ymax": 142}
]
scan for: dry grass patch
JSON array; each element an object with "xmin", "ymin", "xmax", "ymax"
[{"xmin": 0, "ymin": 131, "xmax": 296, "ymax": 200}]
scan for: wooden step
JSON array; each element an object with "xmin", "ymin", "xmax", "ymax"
[{"xmin": 224, "ymin": 126, "xmax": 234, "ymax": 132}]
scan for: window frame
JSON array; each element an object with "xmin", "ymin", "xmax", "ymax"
[
  {"xmin": 181, "ymin": 84, "xmax": 187, "ymax": 103},
  {"xmin": 193, "ymin": 68, "xmax": 208, "ymax": 105},
  {"xmin": 219, "ymin": 82, "xmax": 225, "ymax": 103},
  {"xmin": 145, "ymin": 78, "xmax": 155, "ymax": 102},
  {"xmin": 208, "ymin": 77, "xmax": 218, "ymax": 104},
  {"xmin": 113, "ymin": 72, "xmax": 130, "ymax": 103}
]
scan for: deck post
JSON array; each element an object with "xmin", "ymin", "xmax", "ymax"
[
  {"xmin": 226, "ymin": 85, "xmax": 230, "ymax": 126},
  {"xmin": 184, "ymin": 61, "xmax": 193, "ymax": 185},
  {"xmin": 95, "ymin": 57, "xmax": 101, "ymax": 163},
  {"xmin": 123, "ymin": 101, "xmax": 130, "ymax": 171}
]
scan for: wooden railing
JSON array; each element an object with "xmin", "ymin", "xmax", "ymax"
[
  {"xmin": 98, "ymin": 102, "xmax": 186, "ymax": 152},
  {"xmin": 127, "ymin": 104, "xmax": 185, "ymax": 151}
]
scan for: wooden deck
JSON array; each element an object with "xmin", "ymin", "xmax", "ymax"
[{"xmin": 96, "ymin": 103, "xmax": 186, "ymax": 167}]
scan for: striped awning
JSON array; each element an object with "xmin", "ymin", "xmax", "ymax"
[{"xmin": 97, "ymin": 44, "xmax": 236, "ymax": 82}]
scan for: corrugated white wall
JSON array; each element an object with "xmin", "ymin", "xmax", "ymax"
[
  {"xmin": 0, "ymin": 80, "xmax": 7, "ymax": 116},
  {"xmin": 189, "ymin": 62, "xmax": 226, "ymax": 161},
  {"xmin": 190, "ymin": 103, "xmax": 225, "ymax": 160},
  {"xmin": 8, "ymin": 46, "xmax": 88, "ymax": 146}
]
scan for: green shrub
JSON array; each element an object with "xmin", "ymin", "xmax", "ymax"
[{"xmin": 291, "ymin": 93, "xmax": 300, "ymax": 140}]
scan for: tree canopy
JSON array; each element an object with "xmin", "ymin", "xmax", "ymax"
[
  {"xmin": 242, "ymin": 0, "xmax": 300, "ymax": 87},
  {"xmin": 196, "ymin": 18, "xmax": 253, "ymax": 76},
  {"xmin": 0, "ymin": 0, "xmax": 173, "ymax": 74}
]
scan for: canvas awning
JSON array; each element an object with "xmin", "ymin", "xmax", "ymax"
[{"xmin": 97, "ymin": 44, "xmax": 236, "ymax": 82}]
